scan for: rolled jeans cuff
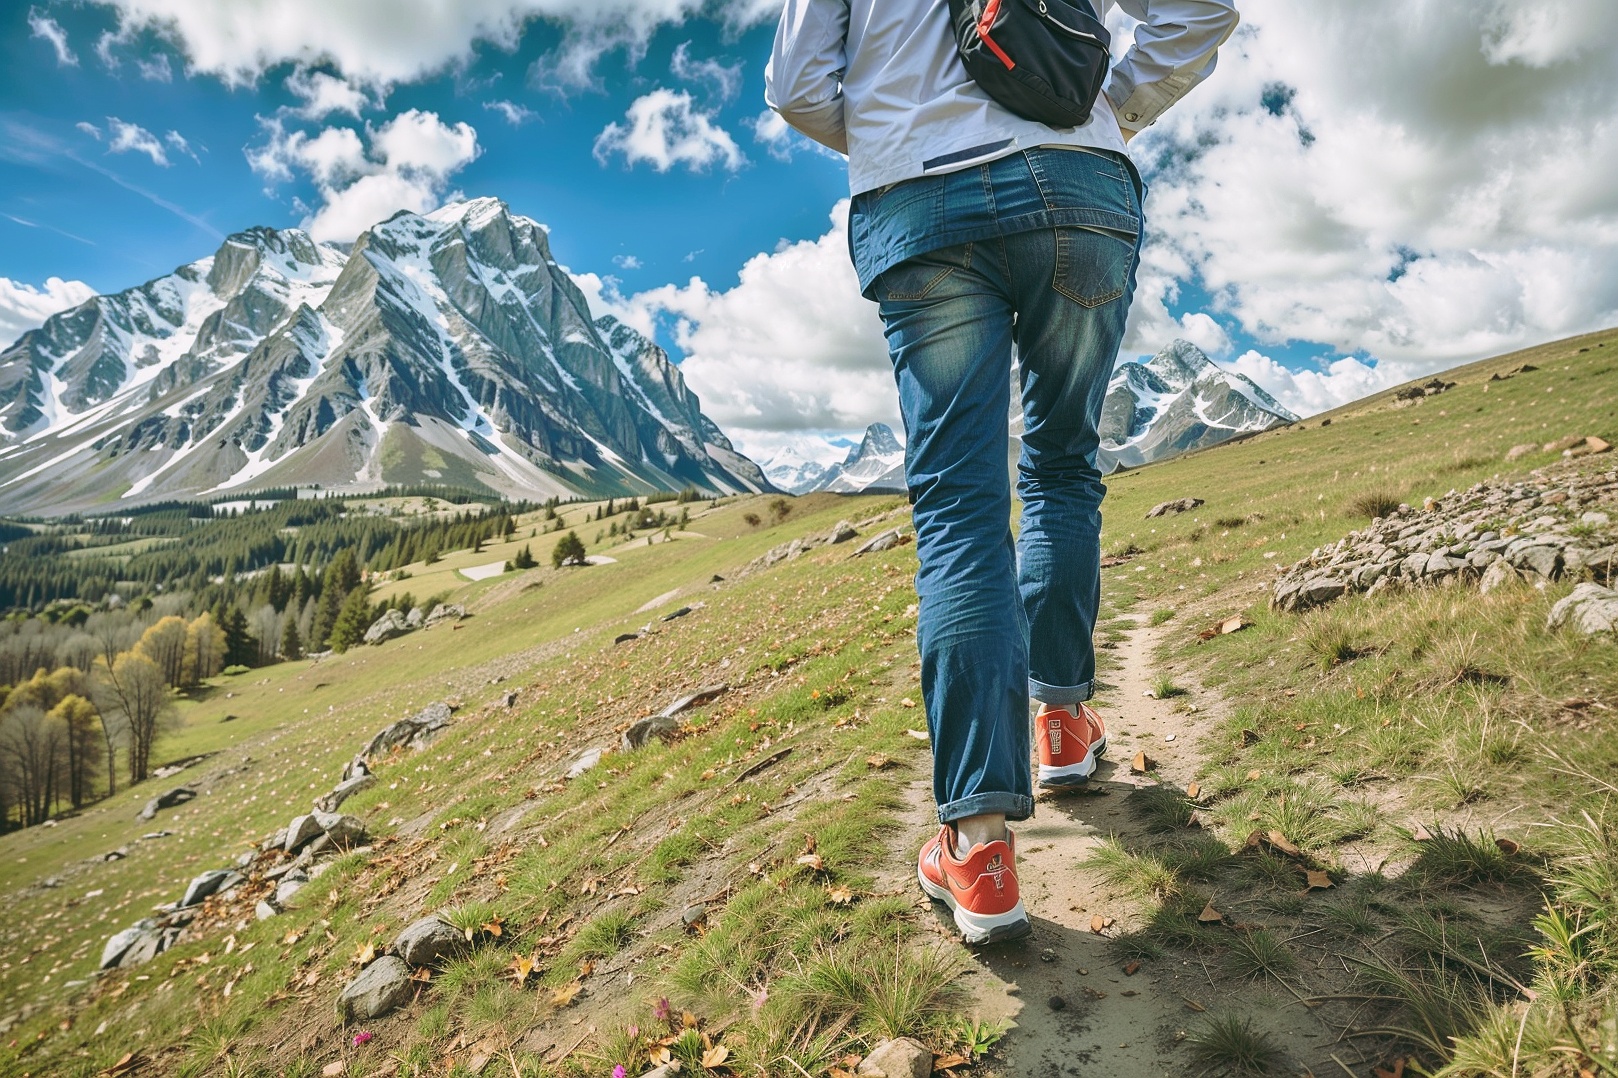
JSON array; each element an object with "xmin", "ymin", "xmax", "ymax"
[
  {"xmin": 1029, "ymin": 677, "xmax": 1093, "ymax": 707},
  {"xmin": 937, "ymin": 791, "xmax": 1035, "ymax": 825}
]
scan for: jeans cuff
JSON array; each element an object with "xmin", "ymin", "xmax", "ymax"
[
  {"xmin": 1029, "ymin": 677, "xmax": 1093, "ymax": 707},
  {"xmin": 937, "ymin": 792, "xmax": 1034, "ymax": 824}
]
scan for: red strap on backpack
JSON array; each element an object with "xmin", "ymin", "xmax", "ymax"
[{"xmin": 976, "ymin": 0, "xmax": 1016, "ymax": 69}]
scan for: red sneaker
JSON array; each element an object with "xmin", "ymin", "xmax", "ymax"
[
  {"xmin": 1035, "ymin": 702, "xmax": 1108, "ymax": 788},
  {"xmin": 917, "ymin": 824, "xmax": 1031, "ymax": 943}
]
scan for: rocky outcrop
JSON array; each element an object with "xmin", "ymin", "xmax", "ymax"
[
  {"xmin": 1271, "ymin": 466, "xmax": 1616, "ymax": 613},
  {"xmin": 361, "ymin": 701, "xmax": 457, "ymax": 757},
  {"xmin": 621, "ymin": 684, "xmax": 728, "ymax": 751},
  {"xmin": 1548, "ymin": 583, "xmax": 1618, "ymax": 635},
  {"xmin": 136, "ymin": 786, "xmax": 196, "ymax": 821}
]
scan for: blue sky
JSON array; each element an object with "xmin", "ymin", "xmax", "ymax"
[{"xmin": 3, "ymin": 1, "xmax": 1616, "ymax": 465}]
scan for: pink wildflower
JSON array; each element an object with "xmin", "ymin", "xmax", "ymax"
[
  {"xmin": 352, "ymin": 1030, "xmax": 373, "ymax": 1047},
  {"xmin": 613, "ymin": 1066, "xmax": 627, "ymax": 1078},
  {"xmin": 652, "ymin": 996, "xmax": 672, "ymax": 1022}
]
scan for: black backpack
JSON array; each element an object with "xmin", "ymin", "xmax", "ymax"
[{"xmin": 947, "ymin": 0, "xmax": 1113, "ymax": 129}]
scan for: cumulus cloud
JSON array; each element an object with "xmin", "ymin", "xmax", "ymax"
[
  {"xmin": 106, "ymin": 117, "xmax": 171, "ymax": 165},
  {"xmin": 81, "ymin": 0, "xmax": 773, "ymax": 90},
  {"xmin": 594, "ymin": 89, "xmax": 743, "ymax": 173},
  {"xmin": 484, "ymin": 99, "xmax": 536, "ymax": 125},
  {"xmin": 1126, "ymin": 0, "xmax": 1618, "ymax": 377},
  {"xmin": 669, "ymin": 41, "xmax": 742, "ymax": 103},
  {"xmin": 608, "ymin": 202, "xmax": 895, "ymax": 435},
  {"xmin": 285, "ymin": 68, "xmax": 372, "ymax": 120},
  {"xmin": 29, "ymin": 9, "xmax": 77, "ymax": 66},
  {"xmin": 137, "ymin": 53, "xmax": 172, "ymax": 81},
  {"xmin": 0, "ymin": 277, "xmax": 97, "ymax": 350},
  {"xmin": 1218, "ymin": 350, "xmax": 1404, "ymax": 417},
  {"xmin": 75, "ymin": 121, "xmax": 102, "ymax": 140},
  {"xmin": 612, "ymin": 254, "xmax": 642, "ymax": 270},
  {"xmin": 247, "ymin": 109, "xmax": 480, "ymax": 242}
]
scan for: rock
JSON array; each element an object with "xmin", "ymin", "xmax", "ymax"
[
  {"xmin": 1505, "ymin": 443, "xmax": 1539, "ymax": 462},
  {"xmin": 393, "ymin": 917, "xmax": 469, "ymax": 968},
  {"xmin": 285, "ymin": 814, "xmax": 323, "ymax": 852},
  {"xmin": 1146, "ymin": 497, "xmax": 1205, "ymax": 518},
  {"xmin": 1544, "ymin": 434, "xmax": 1586, "ymax": 454},
  {"xmin": 363, "ymin": 701, "xmax": 455, "ymax": 757},
  {"xmin": 565, "ymin": 746, "xmax": 605, "ymax": 779},
  {"xmin": 425, "ymin": 603, "xmax": 466, "ymax": 627},
  {"xmin": 827, "ymin": 520, "xmax": 860, "ymax": 544},
  {"xmin": 853, "ymin": 529, "xmax": 905, "ymax": 555},
  {"xmin": 137, "ymin": 786, "xmax": 196, "ymax": 821},
  {"xmin": 234, "ymin": 850, "xmax": 255, "ymax": 869},
  {"xmin": 341, "ymin": 755, "xmax": 370, "ymax": 782},
  {"xmin": 614, "ymin": 632, "xmax": 641, "ymax": 644},
  {"xmin": 255, "ymin": 900, "xmax": 280, "ymax": 920},
  {"xmin": 680, "ymin": 904, "xmax": 707, "ymax": 929},
  {"xmin": 405, "ymin": 606, "xmax": 425, "ymax": 630},
  {"xmin": 1510, "ymin": 545, "xmax": 1563, "ymax": 580},
  {"xmin": 622, "ymin": 684, "xmax": 729, "ymax": 751},
  {"xmin": 315, "ymin": 772, "xmax": 376, "ymax": 813},
  {"xmin": 857, "ymin": 1037, "xmax": 932, "ymax": 1078},
  {"xmin": 1584, "ymin": 511, "xmax": 1613, "ymax": 527},
  {"xmin": 660, "ymin": 606, "xmax": 692, "ymax": 622},
  {"xmin": 275, "ymin": 879, "xmax": 307, "ymax": 907},
  {"xmin": 1548, "ymin": 583, "xmax": 1618, "ymax": 635},
  {"xmin": 363, "ymin": 608, "xmax": 412, "ymax": 646},
  {"xmin": 119, "ymin": 928, "xmax": 174, "ymax": 969},
  {"xmin": 311, "ymin": 810, "xmax": 368, "ymax": 848},
  {"xmin": 337, "ymin": 955, "xmax": 414, "ymax": 1020},
  {"xmin": 102, "ymin": 847, "xmax": 127, "ymax": 861},
  {"xmin": 179, "ymin": 870, "xmax": 235, "ymax": 908},
  {"xmin": 1478, "ymin": 559, "xmax": 1520, "ymax": 595},
  {"xmin": 100, "ymin": 923, "xmax": 155, "ymax": 970},
  {"xmin": 498, "ymin": 690, "xmax": 518, "ymax": 708}
]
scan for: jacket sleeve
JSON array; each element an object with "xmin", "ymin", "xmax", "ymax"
[
  {"xmin": 1107, "ymin": 0, "xmax": 1239, "ymax": 133},
  {"xmin": 764, "ymin": 0, "xmax": 851, "ymax": 154}
]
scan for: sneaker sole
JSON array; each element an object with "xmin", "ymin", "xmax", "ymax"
[
  {"xmin": 1036, "ymin": 737, "xmax": 1108, "ymax": 789},
  {"xmin": 917, "ymin": 867, "xmax": 1032, "ymax": 944}
]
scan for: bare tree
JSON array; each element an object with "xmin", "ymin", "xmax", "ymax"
[
  {"xmin": 84, "ymin": 611, "xmax": 139, "ymax": 670},
  {"xmin": 59, "ymin": 632, "xmax": 101, "ymax": 673},
  {"xmin": 0, "ymin": 706, "xmax": 63, "ymax": 826},
  {"xmin": 94, "ymin": 653, "xmax": 172, "ymax": 785},
  {"xmin": 250, "ymin": 604, "xmax": 282, "ymax": 664},
  {"xmin": 50, "ymin": 695, "xmax": 101, "ymax": 809}
]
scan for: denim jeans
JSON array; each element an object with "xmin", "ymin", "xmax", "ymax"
[{"xmin": 851, "ymin": 147, "xmax": 1144, "ymax": 824}]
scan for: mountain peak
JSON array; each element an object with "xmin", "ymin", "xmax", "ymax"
[{"xmin": 847, "ymin": 422, "xmax": 903, "ymax": 465}]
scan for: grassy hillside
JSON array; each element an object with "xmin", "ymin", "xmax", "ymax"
[{"xmin": 0, "ymin": 327, "xmax": 1614, "ymax": 1078}]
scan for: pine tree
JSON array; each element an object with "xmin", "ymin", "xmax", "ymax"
[
  {"xmin": 513, "ymin": 544, "xmax": 536, "ymax": 570},
  {"xmin": 223, "ymin": 607, "xmax": 255, "ymax": 667},
  {"xmin": 280, "ymin": 617, "xmax": 303, "ymax": 661},
  {"xmin": 328, "ymin": 587, "xmax": 372, "ymax": 653},
  {"xmin": 551, "ymin": 531, "xmax": 587, "ymax": 568},
  {"xmin": 312, "ymin": 579, "xmax": 343, "ymax": 652}
]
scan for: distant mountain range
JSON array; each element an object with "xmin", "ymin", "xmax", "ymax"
[
  {"xmin": 762, "ymin": 340, "xmax": 1294, "ymax": 496},
  {"xmin": 763, "ymin": 422, "xmax": 906, "ymax": 495},
  {"xmin": 0, "ymin": 198, "xmax": 770, "ymax": 515}
]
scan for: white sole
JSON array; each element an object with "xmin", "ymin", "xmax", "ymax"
[
  {"xmin": 1037, "ymin": 737, "xmax": 1107, "ymax": 788},
  {"xmin": 917, "ymin": 866, "xmax": 1031, "ymax": 944}
]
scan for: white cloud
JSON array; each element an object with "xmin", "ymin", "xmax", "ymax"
[
  {"xmin": 613, "ymin": 202, "xmax": 896, "ymax": 435},
  {"xmin": 484, "ymin": 99, "xmax": 536, "ymax": 125},
  {"xmin": 247, "ymin": 110, "xmax": 480, "ymax": 242},
  {"xmin": 164, "ymin": 130, "xmax": 199, "ymax": 162},
  {"xmin": 1219, "ymin": 350, "xmax": 1404, "ymax": 417},
  {"xmin": 285, "ymin": 68, "xmax": 372, "ymax": 120},
  {"xmin": 82, "ymin": 0, "xmax": 774, "ymax": 90},
  {"xmin": 594, "ymin": 88, "xmax": 743, "ymax": 173},
  {"xmin": 28, "ymin": 9, "xmax": 77, "ymax": 66},
  {"xmin": 0, "ymin": 277, "xmax": 97, "ymax": 350},
  {"xmin": 137, "ymin": 53, "xmax": 172, "ymax": 81},
  {"xmin": 1174, "ymin": 312, "xmax": 1232, "ymax": 357},
  {"xmin": 669, "ymin": 41, "xmax": 742, "ymax": 103},
  {"xmin": 105, "ymin": 117, "xmax": 170, "ymax": 165},
  {"xmin": 612, "ymin": 254, "xmax": 642, "ymax": 270},
  {"xmin": 749, "ymin": 108, "xmax": 844, "ymax": 163},
  {"xmin": 76, "ymin": 121, "xmax": 102, "ymax": 140},
  {"xmin": 1123, "ymin": 0, "xmax": 1618, "ymax": 374}
]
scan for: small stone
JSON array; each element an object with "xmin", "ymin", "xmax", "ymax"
[
  {"xmin": 337, "ymin": 955, "xmax": 413, "ymax": 1020},
  {"xmin": 311, "ymin": 810, "xmax": 368, "ymax": 848},
  {"xmin": 853, "ymin": 529, "xmax": 904, "ymax": 555},
  {"xmin": 180, "ymin": 869, "xmax": 237, "ymax": 908},
  {"xmin": 856, "ymin": 1036, "xmax": 932, "ymax": 1078},
  {"xmin": 827, "ymin": 520, "xmax": 860, "ymax": 544},
  {"xmin": 255, "ymin": 900, "xmax": 279, "ymax": 920},
  {"xmin": 681, "ymin": 905, "xmax": 708, "ymax": 929},
  {"xmin": 1048, "ymin": 995, "xmax": 1067, "ymax": 1011},
  {"xmin": 565, "ymin": 746, "xmax": 604, "ymax": 778},
  {"xmin": 1548, "ymin": 583, "xmax": 1618, "ymax": 635},
  {"xmin": 275, "ymin": 879, "xmax": 307, "ymax": 907},
  {"xmin": 316, "ymin": 773, "xmax": 375, "ymax": 813},
  {"xmin": 1146, "ymin": 497, "xmax": 1205, "ymax": 519},
  {"xmin": 393, "ymin": 917, "xmax": 469, "ymax": 968}
]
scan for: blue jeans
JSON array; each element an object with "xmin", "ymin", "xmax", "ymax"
[{"xmin": 850, "ymin": 148, "xmax": 1143, "ymax": 824}]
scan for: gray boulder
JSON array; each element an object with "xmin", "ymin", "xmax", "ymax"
[
  {"xmin": 180, "ymin": 870, "xmax": 241, "ymax": 908},
  {"xmin": 857, "ymin": 1037, "xmax": 932, "ymax": 1078},
  {"xmin": 1548, "ymin": 583, "xmax": 1618, "ymax": 635},
  {"xmin": 362, "ymin": 701, "xmax": 456, "ymax": 757},
  {"xmin": 311, "ymin": 810, "xmax": 368, "ymax": 848},
  {"xmin": 854, "ymin": 529, "xmax": 904, "ymax": 556},
  {"xmin": 1478, "ymin": 559, "xmax": 1521, "ymax": 595},
  {"xmin": 315, "ymin": 772, "xmax": 375, "ymax": 813},
  {"xmin": 274, "ymin": 878, "xmax": 307, "ymax": 907},
  {"xmin": 425, "ymin": 603, "xmax": 466, "ymax": 626},
  {"xmin": 405, "ymin": 606, "xmax": 426, "ymax": 629},
  {"xmin": 137, "ymin": 786, "xmax": 196, "ymax": 821},
  {"xmin": 284, "ymin": 814, "xmax": 323, "ymax": 852},
  {"xmin": 363, "ymin": 608, "xmax": 412, "ymax": 646},
  {"xmin": 100, "ymin": 922, "xmax": 156, "ymax": 970},
  {"xmin": 338, "ymin": 955, "xmax": 414, "ymax": 1020},
  {"xmin": 621, "ymin": 684, "xmax": 728, "ymax": 751},
  {"xmin": 255, "ymin": 900, "xmax": 279, "ymax": 921},
  {"xmin": 827, "ymin": 520, "xmax": 859, "ymax": 544},
  {"xmin": 393, "ymin": 916, "xmax": 469, "ymax": 968},
  {"xmin": 1146, "ymin": 497, "xmax": 1205, "ymax": 518},
  {"xmin": 565, "ymin": 746, "xmax": 604, "ymax": 779}
]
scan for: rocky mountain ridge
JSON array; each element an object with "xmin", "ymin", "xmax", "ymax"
[{"xmin": 0, "ymin": 199, "xmax": 769, "ymax": 515}]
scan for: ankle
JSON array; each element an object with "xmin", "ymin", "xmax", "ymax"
[{"xmin": 953, "ymin": 813, "xmax": 1007, "ymax": 851}]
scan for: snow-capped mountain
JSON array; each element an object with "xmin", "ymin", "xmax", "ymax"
[
  {"xmin": 1094, "ymin": 339, "xmax": 1297, "ymax": 472},
  {"xmin": 0, "ymin": 198, "xmax": 770, "ymax": 515},
  {"xmin": 814, "ymin": 423, "xmax": 906, "ymax": 494},
  {"xmin": 759, "ymin": 444, "xmax": 834, "ymax": 495}
]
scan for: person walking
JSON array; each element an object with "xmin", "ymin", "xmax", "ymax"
[{"xmin": 767, "ymin": 0, "xmax": 1239, "ymax": 943}]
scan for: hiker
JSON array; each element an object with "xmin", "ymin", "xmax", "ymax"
[{"xmin": 767, "ymin": 0, "xmax": 1239, "ymax": 942}]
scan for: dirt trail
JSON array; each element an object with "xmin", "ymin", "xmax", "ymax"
[{"xmin": 897, "ymin": 618, "xmax": 1328, "ymax": 1077}]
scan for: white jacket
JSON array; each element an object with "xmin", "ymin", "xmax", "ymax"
[{"xmin": 765, "ymin": 0, "xmax": 1238, "ymax": 195}]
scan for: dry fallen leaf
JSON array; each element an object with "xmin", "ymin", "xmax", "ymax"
[
  {"xmin": 510, "ymin": 955, "xmax": 536, "ymax": 983},
  {"xmin": 100, "ymin": 1052, "xmax": 143, "ymax": 1077},
  {"xmin": 1304, "ymin": 870, "xmax": 1334, "ymax": 891},
  {"xmin": 795, "ymin": 853, "xmax": 825, "ymax": 871},
  {"xmin": 1245, "ymin": 768, "xmax": 1262, "ymax": 782},
  {"xmin": 480, "ymin": 917, "xmax": 504, "ymax": 938},
  {"xmin": 322, "ymin": 1062, "xmax": 346, "ymax": 1077},
  {"xmin": 1123, "ymin": 960, "xmax": 1141, "ymax": 975},
  {"xmin": 1197, "ymin": 900, "xmax": 1223, "ymax": 925},
  {"xmin": 1219, "ymin": 616, "xmax": 1250, "ymax": 635},
  {"xmin": 1373, "ymin": 1057, "xmax": 1408, "ymax": 1078},
  {"xmin": 865, "ymin": 754, "xmax": 892, "ymax": 770},
  {"xmin": 933, "ymin": 1052, "xmax": 971, "ymax": 1071},
  {"xmin": 701, "ymin": 1044, "xmax": 730, "ymax": 1069},
  {"xmin": 683, "ymin": 1010, "xmax": 699, "ymax": 1030},
  {"xmin": 1495, "ymin": 837, "xmax": 1521, "ymax": 855},
  {"xmin": 352, "ymin": 941, "xmax": 376, "ymax": 966},
  {"xmin": 828, "ymin": 885, "xmax": 854, "ymax": 905},
  {"xmin": 1266, "ymin": 830, "xmax": 1302, "ymax": 857},
  {"xmin": 551, "ymin": 981, "xmax": 582, "ymax": 1007},
  {"xmin": 1183, "ymin": 998, "xmax": 1207, "ymax": 1013}
]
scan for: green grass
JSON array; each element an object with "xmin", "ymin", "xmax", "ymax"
[{"xmin": 1186, "ymin": 1013, "xmax": 1286, "ymax": 1076}]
